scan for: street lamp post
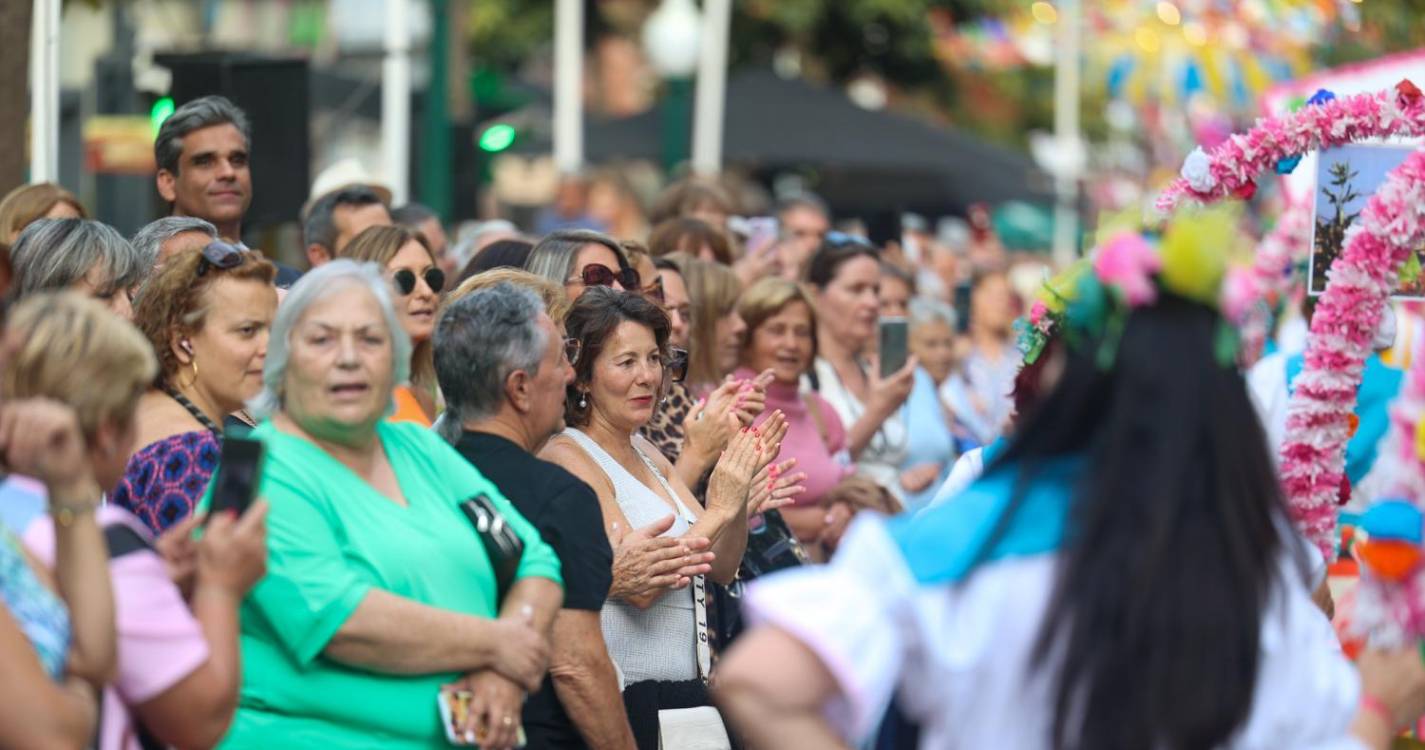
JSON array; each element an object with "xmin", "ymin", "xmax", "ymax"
[
  {"xmin": 382, "ymin": 0, "xmax": 412, "ymax": 205},
  {"xmin": 29, "ymin": 0, "xmax": 60, "ymax": 183},
  {"xmin": 643, "ymin": 0, "xmax": 701, "ymax": 174},
  {"xmin": 691, "ymin": 0, "xmax": 730, "ymax": 176},
  {"xmin": 1051, "ymin": 0, "xmax": 1082, "ymax": 267},
  {"xmin": 553, "ymin": 0, "xmax": 583, "ymax": 175}
]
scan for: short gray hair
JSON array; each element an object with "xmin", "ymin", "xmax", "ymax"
[
  {"xmin": 433, "ymin": 282, "xmax": 548, "ymax": 443},
  {"xmin": 909, "ymin": 297, "xmax": 957, "ymax": 331},
  {"xmin": 154, "ymin": 96, "xmax": 252, "ymax": 176},
  {"xmin": 525, "ymin": 229, "xmax": 626, "ymax": 288},
  {"xmin": 249, "ymin": 259, "xmax": 412, "ymax": 420},
  {"xmin": 10, "ymin": 219, "xmax": 147, "ymax": 302},
  {"xmin": 130, "ymin": 216, "xmax": 217, "ymax": 269}
]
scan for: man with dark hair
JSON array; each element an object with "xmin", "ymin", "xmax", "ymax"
[
  {"xmin": 392, "ymin": 202, "xmax": 452, "ymax": 275},
  {"xmin": 153, "ymin": 96, "xmax": 252, "ymax": 244},
  {"xmin": 302, "ymin": 186, "xmax": 391, "ymax": 268},
  {"xmin": 153, "ymin": 95, "xmax": 302, "ymax": 286}
]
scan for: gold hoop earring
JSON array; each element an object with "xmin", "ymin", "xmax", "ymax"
[{"xmin": 182, "ymin": 358, "xmax": 199, "ymax": 388}]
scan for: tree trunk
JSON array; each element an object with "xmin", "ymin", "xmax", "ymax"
[{"xmin": 0, "ymin": 0, "xmax": 33, "ymax": 195}]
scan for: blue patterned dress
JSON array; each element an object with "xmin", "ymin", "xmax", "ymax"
[
  {"xmin": 0, "ymin": 527, "xmax": 70, "ymax": 679},
  {"xmin": 112, "ymin": 431, "xmax": 221, "ymax": 534}
]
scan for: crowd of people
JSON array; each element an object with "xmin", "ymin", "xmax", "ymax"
[{"xmin": 3, "ymin": 92, "xmax": 1425, "ymax": 750}]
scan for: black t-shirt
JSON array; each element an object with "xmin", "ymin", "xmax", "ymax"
[{"xmin": 453, "ymin": 430, "xmax": 612, "ymax": 749}]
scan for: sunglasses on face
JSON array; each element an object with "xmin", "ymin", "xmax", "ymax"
[
  {"xmin": 564, "ymin": 337, "xmax": 582, "ymax": 367},
  {"xmin": 568, "ymin": 264, "xmax": 640, "ymax": 290},
  {"xmin": 665, "ymin": 347, "xmax": 689, "ymax": 384},
  {"xmin": 196, "ymin": 241, "xmax": 245, "ymax": 277},
  {"xmin": 393, "ymin": 267, "xmax": 446, "ymax": 296}
]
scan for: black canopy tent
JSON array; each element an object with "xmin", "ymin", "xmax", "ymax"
[{"xmin": 557, "ymin": 69, "xmax": 1052, "ymax": 218}]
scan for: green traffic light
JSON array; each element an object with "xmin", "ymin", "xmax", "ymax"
[
  {"xmin": 479, "ymin": 123, "xmax": 517, "ymax": 153},
  {"xmin": 150, "ymin": 97, "xmax": 176, "ymax": 134}
]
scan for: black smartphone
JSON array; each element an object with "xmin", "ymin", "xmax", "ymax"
[
  {"xmin": 209, "ymin": 435, "xmax": 264, "ymax": 519},
  {"xmin": 953, "ymin": 282, "xmax": 972, "ymax": 334},
  {"xmin": 879, "ymin": 317, "xmax": 909, "ymax": 379}
]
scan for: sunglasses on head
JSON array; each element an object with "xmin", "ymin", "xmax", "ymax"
[
  {"xmin": 642, "ymin": 275, "xmax": 666, "ymax": 306},
  {"xmin": 564, "ymin": 336, "xmax": 582, "ymax": 367},
  {"xmin": 569, "ymin": 264, "xmax": 640, "ymax": 290},
  {"xmin": 665, "ymin": 347, "xmax": 689, "ymax": 384},
  {"xmin": 823, "ymin": 231, "xmax": 875, "ymax": 251},
  {"xmin": 196, "ymin": 241, "xmax": 245, "ymax": 277},
  {"xmin": 393, "ymin": 267, "xmax": 446, "ymax": 296}
]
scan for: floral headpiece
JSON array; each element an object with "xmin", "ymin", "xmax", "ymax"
[{"xmin": 1017, "ymin": 206, "xmax": 1254, "ymax": 370}]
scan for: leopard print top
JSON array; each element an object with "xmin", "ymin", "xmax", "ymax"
[{"xmin": 642, "ymin": 381, "xmax": 694, "ymax": 464}]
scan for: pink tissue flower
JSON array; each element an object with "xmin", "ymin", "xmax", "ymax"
[
  {"xmin": 1028, "ymin": 300, "xmax": 1048, "ymax": 326},
  {"xmin": 1220, "ymin": 267, "xmax": 1259, "ymax": 325},
  {"xmin": 1094, "ymin": 232, "xmax": 1161, "ymax": 306}
]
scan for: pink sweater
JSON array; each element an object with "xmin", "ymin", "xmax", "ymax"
[{"xmin": 736, "ymin": 367, "xmax": 854, "ymax": 507}]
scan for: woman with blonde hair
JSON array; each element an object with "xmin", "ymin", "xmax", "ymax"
[
  {"xmin": 341, "ymin": 225, "xmax": 446, "ymax": 425},
  {"xmin": 0, "ymin": 183, "xmax": 86, "ymax": 244},
  {"xmin": 7, "ymin": 291, "xmax": 268, "ymax": 750}
]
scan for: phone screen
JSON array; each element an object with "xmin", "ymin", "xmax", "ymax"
[
  {"xmin": 953, "ymin": 282, "xmax": 972, "ymax": 334},
  {"xmin": 209, "ymin": 435, "xmax": 264, "ymax": 519},
  {"xmin": 879, "ymin": 317, "xmax": 909, "ymax": 379}
]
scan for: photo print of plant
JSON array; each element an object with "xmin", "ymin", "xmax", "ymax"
[{"xmin": 1311, "ymin": 144, "xmax": 1425, "ymax": 298}]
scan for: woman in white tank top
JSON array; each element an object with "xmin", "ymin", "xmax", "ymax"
[{"xmin": 541, "ymin": 287, "xmax": 787, "ymax": 749}]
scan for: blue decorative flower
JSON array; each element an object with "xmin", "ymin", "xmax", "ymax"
[
  {"xmin": 1275, "ymin": 155, "xmax": 1303, "ymax": 175},
  {"xmin": 1307, "ymin": 88, "xmax": 1337, "ymax": 107}
]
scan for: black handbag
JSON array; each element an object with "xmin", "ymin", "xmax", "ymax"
[
  {"xmin": 710, "ymin": 510, "xmax": 809, "ymax": 649},
  {"xmin": 459, "ymin": 494, "xmax": 524, "ymax": 600}
]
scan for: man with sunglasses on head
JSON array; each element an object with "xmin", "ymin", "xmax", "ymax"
[
  {"xmin": 434, "ymin": 281, "xmax": 636, "ymax": 750},
  {"xmin": 153, "ymin": 96, "xmax": 303, "ymax": 287}
]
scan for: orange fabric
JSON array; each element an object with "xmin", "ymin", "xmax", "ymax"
[{"xmin": 389, "ymin": 385, "xmax": 433, "ymax": 427}]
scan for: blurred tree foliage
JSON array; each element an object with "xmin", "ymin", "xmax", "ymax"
[
  {"xmin": 467, "ymin": 0, "xmax": 1053, "ymax": 150},
  {"xmin": 1319, "ymin": 0, "xmax": 1425, "ymax": 68}
]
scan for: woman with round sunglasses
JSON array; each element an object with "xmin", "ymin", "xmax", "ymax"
[
  {"xmin": 525, "ymin": 228, "xmax": 640, "ymax": 302},
  {"xmin": 120, "ymin": 242, "xmax": 277, "ymax": 532},
  {"xmin": 342, "ymin": 226, "xmax": 447, "ymax": 426}
]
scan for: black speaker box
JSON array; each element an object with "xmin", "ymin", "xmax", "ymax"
[{"xmin": 155, "ymin": 52, "xmax": 310, "ymax": 232}]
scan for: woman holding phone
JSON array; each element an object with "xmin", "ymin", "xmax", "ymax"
[
  {"xmin": 6, "ymin": 292, "xmax": 270, "ymax": 750},
  {"xmin": 120, "ymin": 242, "xmax": 277, "ymax": 533},
  {"xmin": 217, "ymin": 260, "xmax": 561, "ymax": 750},
  {"xmin": 803, "ymin": 235, "xmax": 917, "ymax": 502}
]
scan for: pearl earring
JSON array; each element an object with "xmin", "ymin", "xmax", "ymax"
[{"xmin": 578, "ymin": 392, "xmax": 588, "ymax": 409}]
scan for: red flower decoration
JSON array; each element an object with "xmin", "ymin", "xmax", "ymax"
[
  {"xmin": 1339, "ymin": 473, "xmax": 1352, "ymax": 507},
  {"xmin": 1399, "ymin": 79, "xmax": 1423, "ymax": 108},
  {"xmin": 1233, "ymin": 181, "xmax": 1257, "ymax": 201}
]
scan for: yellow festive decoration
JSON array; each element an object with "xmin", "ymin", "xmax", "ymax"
[
  {"xmin": 1413, "ymin": 417, "xmax": 1425, "ymax": 462},
  {"xmin": 1159, "ymin": 206, "xmax": 1240, "ymax": 307}
]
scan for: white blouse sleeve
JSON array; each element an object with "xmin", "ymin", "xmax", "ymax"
[
  {"xmin": 742, "ymin": 515, "xmax": 916, "ymax": 742},
  {"xmin": 1233, "ymin": 573, "xmax": 1365, "ymax": 749}
]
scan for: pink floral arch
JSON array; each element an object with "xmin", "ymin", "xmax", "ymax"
[{"xmin": 1156, "ymin": 82, "xmax": 1425, "ymax": 560}]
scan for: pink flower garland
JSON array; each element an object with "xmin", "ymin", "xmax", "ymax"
[
  {"xmin": 1158, "ymin": 84, "xmax": 1425, "ymax": 215},
  {"xmin": 1156, "ymin": 82, "xmax": 1425, "ymax": 561},
  {"xmin": 1281, "ymin": 149, "xmax": 1425, "ymax": 560},
  {"xmin": 1239, "ymin": 202, "xmax": 1312, "ymax": 368}
]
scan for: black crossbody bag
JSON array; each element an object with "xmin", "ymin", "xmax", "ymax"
[{"xmin": 458, "ymin": 494, "xmax": 524, "ymax": 601}]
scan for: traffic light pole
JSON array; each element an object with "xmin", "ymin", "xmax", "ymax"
[{"xmin": 420, "ymin": 0, "xmax": 452, "ymax": 219}]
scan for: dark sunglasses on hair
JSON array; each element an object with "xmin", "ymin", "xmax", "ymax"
[
  {"xmin": 196, "ymin": 241, "xmax": 245, "ymax": 277},
  {"xmin": 569, "ymin": 264, "xmax": 640, "ymax": 290},
  {"xmin": 665, "ymin": 347, "xmax": 689, "ymax": 384},
  {"xmin": 642, "ymin": 275, "xmax": 666, "ymax": 306},
  {"xmin": 564, "ymin": 337, "xmax": 582, "ymax": 367},
  {"xmin": 823, "ymin": 231, "xmax": 875, "ymax": 250},
  {"xmin": 393, "ymin": 267, "xmax": 446, "ymax": 296}
]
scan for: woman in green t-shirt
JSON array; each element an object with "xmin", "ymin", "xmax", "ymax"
[{"xmin": 218, "ymin": 260, "xmax": 563, "ymax": 750}]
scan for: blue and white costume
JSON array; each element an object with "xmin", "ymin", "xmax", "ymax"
[{"xmin": 745, "ymin": 458, "xmax": 1364, "ymax": 749}]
